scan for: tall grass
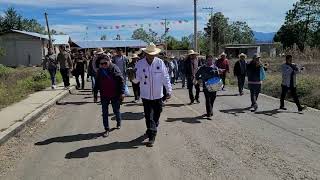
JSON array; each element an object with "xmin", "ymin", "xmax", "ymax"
[{"xmin": 0, "ymin": 65, "xmax": 62, "ymax": 109}]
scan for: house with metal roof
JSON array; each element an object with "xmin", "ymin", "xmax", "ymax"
[
  {"xmin": 223, "ymin": 43, "xmax": 276, "ymax": 58},
  {"xmin": 0, "ymin": 30, "xmax": 49, "ymax": 67}
]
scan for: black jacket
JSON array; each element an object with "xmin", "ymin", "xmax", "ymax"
[
  {"xmin": 247, "ymin": 61, "xmax": 262, "ymax": 82},
  {"xmin": 94, "ymin": 63, "xmax": 125, "ymax": 98},
  {"xmin": 233, "ymin": 60, "xmax": 247, "ymax": 76}
]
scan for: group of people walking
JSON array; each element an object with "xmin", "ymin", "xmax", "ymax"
[{"xmin": 43, "ymin": 42, "xmax": 306, "ymax": 147}]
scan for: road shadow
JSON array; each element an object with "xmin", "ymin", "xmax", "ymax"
[
  {"xmin": 111, "ymin": 112, "xmax": 144, "ymax": 121},
  {"xmin": 166, "ymin": 115, "xmax": 208, "ymax": 124},
  {"xmin": 164, "ymin": 103, "xmax": 186, "ymax": 108},
  {"xmin": 219, "ymin": 107, "xmax": 252, "ymax": 116},
  {"xmin": 125, "ymin": 103, "xmax": 143, "ymax": 107},
  {"xmin": 65, "ymin": 135, "xmax": 147, "ymax": 159},
  {"xmin": 255, "ymin": 108, "xmax": 299, "ymax": 117},
  {"xmin": 34, "ymin": 131, "xmax": 117, "ymax": 145},
  {"xmin": 217, "ymin": 94, "xmax": 239, "ymax": 97},
  {"xmin": 56, "ymin": 101, "xmax": 95, "ymax": 106}
]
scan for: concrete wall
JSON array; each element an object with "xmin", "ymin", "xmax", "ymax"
[{"xmin": 0, "ymin": 33, "xmax": 48, "ymax": 67}]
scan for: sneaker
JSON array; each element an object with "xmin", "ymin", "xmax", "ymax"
[
  {"xmin": 102, "ymin": 130, "xmax": 110, "ymax": 137},
  {"xmin": 116, "ymin": 125, "xmax": 121, "ymax": 130},
  {"xmin": 51, "ymin": 85, "xmax": 56, "ymax": 89},
  {"xmin": 146, "ymin": 139, "xmax": 155, "ymax": 147},
  {"xmin": 189, "ymin": 101, "xmax": 194, "ymax": 105},
  {"xmin": 298, "ymin": 106, "xmax": 307, "ymax": 112},
  {"xmin": 279, "ymin": 107, "xmax": 287, "ymax": 110},
  {"xmin": 196, "ymin": 99, "xmax": 200, "ymax": 104},
  {"xmin": 240, "ymin": 92, "xmax": 244, "ymax": 96}
]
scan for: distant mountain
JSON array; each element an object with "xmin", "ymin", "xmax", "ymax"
[{"xmin": 253, "ymin": 31, "xmax": 276, "ymax": 42}]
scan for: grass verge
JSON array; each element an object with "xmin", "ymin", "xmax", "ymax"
[{"xmin": 0, "ymin": 65, "xmax": 62, "ymax": 109}]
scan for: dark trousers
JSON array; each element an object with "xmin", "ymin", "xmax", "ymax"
[
  {"xmin": 181, "ymin": 73, "xmax": 186, "ymax": 87},
  {"xmin": 220, "ymin": 74, "xmax": 226, "ymax": 88},
  {"xmin": 142, "ymin": 99, "xmax": 163, "ymax": 140},
  {"xmin": 280, "ymin": 85, "xmax": 302, "ymax": 109},
  {"xmin": 101, "ymin": 97, "xmax": 121, "ymax": 130},
  {"xmin": 48, "ymin": 68, "xmax": 56, "ymax": 86},
  {"xmin": 76, "ymin": 72, "xmax": 85, "ymax": 89},
  {"xmin": 237, "ymin": 75, "xmax": 246, "ymax": 94},
  {"xmin": 204, "ymin": 89, "xmax": 217, "ymax": 116},
  {"xmin": 60, "ymin": 68, "xmax": 70, "ymax": 87},
  {"xmin": 248, "ymin": 84, "xmax": 261, "ymax": 106},
  {"xmin": 187, "ymin": 77, "xmax": 200, "ymax": 101},
  {"xmin": 132, "ymin": 82, "xmax": 140, "ymax": 100}
]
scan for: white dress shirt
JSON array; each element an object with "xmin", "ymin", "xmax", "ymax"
[{"xmin": 135, "ymin": 57, "xmax": 172, "ymax": 100}]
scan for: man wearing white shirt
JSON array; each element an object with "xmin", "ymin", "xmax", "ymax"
[{"xmin": 135, "ymin": 43, "xmax": 172, "ymax": 147}]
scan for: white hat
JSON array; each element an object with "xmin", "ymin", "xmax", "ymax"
[
  {"xmin": 239, "ymin": 53, "xmax": 247, "ymax": 58},
  {"xmin": 106, "ymin": 52, "xmax": 112, "ymax": 56},
  {"xmin": 253, "ymin": 53, "xmax": 261, "ymax": 58},
  {"xmin": 170, "ymin": 55, "xmax": 175, "ymax": 59},
  {"xmin": 96, "ymin": 48, "xmax": 105, "ymax": 55},
  {"xmin": 187, "ymin": 50, "xmax": 199, "ymax": 56},
  {"xmin": 142, "ymin": 43, "xmax": 161, "ymax": 55},
  {"xmin": 220, "ymin": 52, "xmax": 227, "ymax": 57}
]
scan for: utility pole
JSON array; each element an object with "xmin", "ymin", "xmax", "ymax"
[
  {"xmin": 44, "ymin": 12, "xmax": 53, "ymax": 51},
  {"xmin": 203, "ymin": 7, "xmax": 214, "ymax": 55},
  {"xmin": 163, "ymin": 18, "xmax": 168, "ymax": 55},
  {"xmin": 194, "ymin": 0, "xmax": 198, "ymax": 52}
]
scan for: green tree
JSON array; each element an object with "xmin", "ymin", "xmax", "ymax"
[
  {"xmin": 228, "ymin": 21, "xmax": 254, "ymax": 44},
  {"xmin": 132, "ymin": 28, "xmax": 160, "ymax": 43},
  {"xmin": 0, "ymin": 7, "xmax": 46, "ymax": 34},
  {"xmin": 274, "ymin": 0, "xmax": 320, "ymax": 50}
]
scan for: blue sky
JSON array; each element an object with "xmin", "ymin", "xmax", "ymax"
[{"xmin": 0, "ymin": 0, "xmax": 298, "ymax": 41}]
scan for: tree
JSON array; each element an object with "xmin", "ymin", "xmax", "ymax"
[
  {"xmin": 131, "ymin": 28, "xmax": 160, "ymax": 43},
  {"xmin": 228, "ymin": 21, "xmax": 254, "ymax": 44},
  {"xmin": 132, "ymin": 28, "xmax": 150, "ymax": 43},
  {"xmin": 100, "ymin": 34, "xmax": 107, "ymax": 40},
  {"xmin": 0, "ymin": 7, "xmax": 46, "ymax": 34},
  {"xmin": 274, "ymin": 0, "xmax": 320, "ymax": 50}
]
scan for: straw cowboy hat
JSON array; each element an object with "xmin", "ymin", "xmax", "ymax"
[
  {"xmin": 170, "ymin": 55, "xmax": 175, "ymax": 59},
  {"xmin": 131, "ymin": 54, "xmax": 139, "ymax": 59},
  {"xmin": 239, "ymin": 53, "xmax": 247, "ymax": 58},
  {"xmin": 142, "ymin": 43, "xmax": 161, "ymax": 55},
  {"xmin": 96, "ymin": 48, "xmax": 105, "ymax": 55},
  {"xmin": 187, "ymin": 50, "xmax": 199, "ymax": 56},
  {"xmin": 253, "ymin": 53, "xmax": 261, "ymax": 58},
  {"xmin": 220, "ymin": 52, "xmax": 227, "ymax": 57}
]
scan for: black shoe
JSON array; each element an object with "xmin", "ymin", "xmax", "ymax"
[
  {"xmin": 279, "ymin": 107, "xmax": 287, "ymax": 110},
  {"xmin": 116, "ymin": 125, "xmax": 121, "ymax": 130},
  {"xmin": 253, "ymin": 104, "xmax": 258, "ymax": 112},
  {"xmin": 189, "ymin": 100, "xmax": 194, "ymax": 105},
  {"xmin": 196, "ymin": 99, "xmax": 200, "ymax": 104},
  {"xmin": 298, "ymin": 106, "xmax": 307, "ymax": 112},
  {"xmin": 102, "ymin": 130, "xmax": 109, "ymax": 137},
  {"xmin": 146, "ymin": 138, "xmax": 155, "ymax": 147}
]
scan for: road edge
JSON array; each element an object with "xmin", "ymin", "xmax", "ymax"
[{"xmin": 0, "ymin": 87, "xmax": 75, "ymax": 145}]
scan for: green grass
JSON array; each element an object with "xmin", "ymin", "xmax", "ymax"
[{"xmin": 0, "ymin": 65, "xmax": 62, "ymax": 109}]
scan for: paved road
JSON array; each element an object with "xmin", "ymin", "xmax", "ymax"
[{"xmin": 1, "ymin": 83, "xmax": 320, "ymax": 180}]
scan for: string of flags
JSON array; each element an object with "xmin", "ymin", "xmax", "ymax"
[{"xmin": 96, "ymin": 20, "xmax": 189, "ymax": 30}]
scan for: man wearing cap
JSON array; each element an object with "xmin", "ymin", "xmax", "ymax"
[
  {"xmin": 57, "ymin": 45, "xmax": 73, "ymax": 89},
  {"xmin": 216, "ymin": 52, "xmax": 230, "ymax": 90},
  {"xmin": 112, "ymin": 48, "xmax": 129, "ymax": 83},
  {"xmin": 234, "ymin": 53, "xmax": 248, "ymax": 96},
  {"xmin": 94, "ymin": 55, "xmax": 125, "ymax": 137},
  {"xmin": 135, "ymin": 43, "xmax": 172, "ymax": 147},
  {"xmin": 184, "ymin": 50, "xmax": 201, "ymax": 104},
  {"xmin": 280, "ymin": 55, "xmax": 306, "ymax": 112}
]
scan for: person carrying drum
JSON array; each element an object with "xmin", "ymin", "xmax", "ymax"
[{"xmin": 195, "ymin": 55, "xmax": 222, "ymax": 119}]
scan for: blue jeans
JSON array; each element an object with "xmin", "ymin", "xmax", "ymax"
[
  {"xmin": 48, "ymin": 68, "xmax": 57, "ymax": 86},
  {"xmin": 101, "ymin": 97, "xmax": 121, "ymax": 130}
]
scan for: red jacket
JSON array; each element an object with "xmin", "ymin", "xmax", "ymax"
[{"xmin": 215, "ymin": 58, "xmax": 230, "ymax": 75}]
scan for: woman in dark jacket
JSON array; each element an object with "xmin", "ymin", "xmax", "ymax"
[
  {"xmin": 94, "ymin": 55, "xmax": 125, "ymax": 137},
  {"xmin": 73, "ymin": 51, "xmax": 87, "ymax": 90},
  {"xmin": 247, "ymin": 54, "xmax": 263, "ymax": 112},
  {"xmin": 196, "ymin": 55, "xmax": 221, "ymax": 119}
]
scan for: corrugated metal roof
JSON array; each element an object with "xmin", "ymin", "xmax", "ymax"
[
  {"xmin": 225, "ymin": 46, "xmax": 259, "ymax": 49},
  {"xmin": 11, "ymin": 29, "xmax": 49, "ymax": 40},
  {"xmin": 52, "ymin": 35, "xmax": 70, "ymax": 45},
  {"xmin": 73, "ymin": 40, "xmax": 147, "ymax": 48}
]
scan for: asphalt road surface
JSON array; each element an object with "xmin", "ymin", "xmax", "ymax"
[{"xmin": 1, "ymin": 83, "xmax": 320, "ymax": 180}]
